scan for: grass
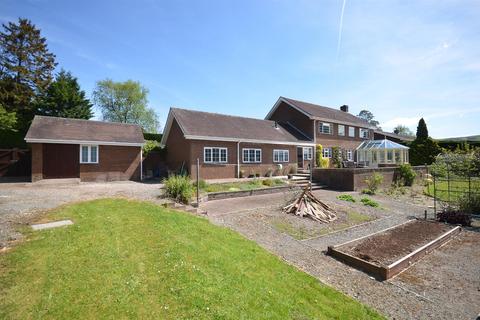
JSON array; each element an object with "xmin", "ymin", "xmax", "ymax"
[
  {"xmin": 337, "ymin": 194, "xmax": 356, "ymax": 202},
  {"xmin": 0, "ymin": 199, "xmax": 382, "ymax": 319},
  {"xmin": 424, "ymin": 178, "xmax": 480, "ymax": 202},
  {"xmin": 198, "ymin": 178, "xmax": 286, "ymax": 193},
  {"xmin": 271, "ymin": 210, "xmax": 373, "ymax": 240}
]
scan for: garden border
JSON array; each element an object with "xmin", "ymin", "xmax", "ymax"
[{"xmin": 206, "ymin": 185, "xmax": 298, "ymax": 201}]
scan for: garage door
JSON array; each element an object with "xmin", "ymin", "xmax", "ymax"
[{"xmin": 43, "ymin": 144, "xmax": 80, "ymax": 179}]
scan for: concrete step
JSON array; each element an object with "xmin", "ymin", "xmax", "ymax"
[
  {"xmin": 164, "ymin": 201, "xmax": 207, "ymax": 215},
  {"xmin": 33, "ymin": 178, "xmax": 80, "ymax": 185}
]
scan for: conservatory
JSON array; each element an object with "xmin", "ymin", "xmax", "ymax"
[{"xmin": 356, "ymin": 139, "xmax": 409, "ymax": 167}]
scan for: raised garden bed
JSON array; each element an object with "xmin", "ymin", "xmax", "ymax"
[
  {"xmin": 207, "ymin": 185, "xmax": 296, "ymax": 201},
  {"xmin": 327, "ymin": 220, "xmax": 461, "ymax": 280}
]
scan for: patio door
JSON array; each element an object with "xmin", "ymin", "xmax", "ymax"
[{"xmin": 297, "ymin": 147, "xmax": 303, "ymax": 169}]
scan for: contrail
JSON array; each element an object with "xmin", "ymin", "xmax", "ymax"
[{"xmin": 336, "ymin": 0, "xmax": 347, "ymax": 60}]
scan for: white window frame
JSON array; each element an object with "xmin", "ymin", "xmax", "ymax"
[
  {"xmin": 323, "ymin": 147, "xmax": 332, "ymax": 158},
  {"xmin": 273, "ymin": 149, "xmax": 289, "ymax": 163},
  {"xmin": 79, "ymin": 145, "xmax": 99, "ymax": 164},
  {"xmin": 360, "ymin": 128, "xmax": 369, "ymax": 139},
  {"xmin": 318, "ymin": 122, "xmax": 332, "ymax": 134},
  {"xmin": 338, "ymin": 125, "xmax": 345, "ymax": 136},
  {"xmin": 347, "ymin": 150, "xmax": 353, "ymax": 161},
  {"xmin": 204, "ymin": 147, "xmax": 228, "ymax": 164},
  {"xmin": 348, "ymin": 126, "xmax": 355, "ymax": 137},
  {"xmin": 302, "ymin": 147, "xmax": 312, "ymax": 160},
  {"xmin": 242, "ymin": 148, "xmax": 262, "ymax": 163}
]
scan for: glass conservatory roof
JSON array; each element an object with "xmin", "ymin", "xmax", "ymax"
[{"xmin": 356, "ymin": 139, "xmax": 409, "ymax": 150}]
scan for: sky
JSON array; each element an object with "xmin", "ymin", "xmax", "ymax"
[{"xmin": 2, "ymin": 0, "xmax": 479, "ymax": 138}]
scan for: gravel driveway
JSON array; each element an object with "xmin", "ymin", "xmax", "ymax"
[
  {"xmin": 0, "ymin": 180, "xmax": 164, "ymax": 247},
  {"xmin": 202, "ymin": 189, "xmax": 479, "ymax": 320}
]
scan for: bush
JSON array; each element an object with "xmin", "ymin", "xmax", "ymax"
[
  {"xmin": 397, "ymin": 164, "xmax": 416, "ymax": 186},
  {"xmin": 197, "ymin": 179, "xmax": 208, "ymax": 190},
  {"xmin": 437, "ymin": 206, "xmax": 472, "ymax": 226},
  {"xmin": 163, "ymin": 175, "xmax": 194, "ymax": 204},
  {"xmin": 320, "ymin": 158, "xmax": 329, "ymax": 168},
  {"xmin": 458, "ymin": 193, "xmax": 480, "ymax": 214},
  {"xmin": 363, "ymin": 172, "xmax": 383, "ymax": 194},
  {"xmin": 332, "ymin": 146, "xmax": 341, "ymax": 168},
  {"xmin": 262, "ymin": 179, "xmax": 273, "ymax": 187},
  {"xmin": 337, "ymin": 194, "xmax": 356, "ymax": 202},
  {"xmin": 360, "ymin": 197, "xmax": 379, "ymax": 207}
]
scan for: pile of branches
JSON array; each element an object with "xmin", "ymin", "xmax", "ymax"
[{"xmin": 283, "ymin": 187, "xmax": 337, "ymax": 223}]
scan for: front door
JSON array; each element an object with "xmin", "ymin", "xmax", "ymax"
[
  {"xmin": 297, "ymin": 147, "xmax": 303, "ymax": 169},
  {"xmin": 43, "ymin": 144, "xmax": 80, "ymax": 179}
]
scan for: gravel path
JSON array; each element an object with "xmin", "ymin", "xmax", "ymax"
[{"xmin": 203, "ymin": 190, "xmax": 477, "ymax": 320}]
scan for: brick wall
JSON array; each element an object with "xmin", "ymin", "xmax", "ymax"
[
  {"xmin": 165, "ymin": 119, "xmax": 191, "ymax": 173},
  {"xmin": 31, "ymin": 143, "xmax": 43, "ymax": 182},
  {"xmin": 268, "ymin": 101, "xmax": 314, "ymax": 139},
  {"xmin": 80, "ymin": 145, "xmax": 141, "ymax": 182},
  {"xmin": 313, "ymin": 166, "xmax": 427, "ymax": 191}
]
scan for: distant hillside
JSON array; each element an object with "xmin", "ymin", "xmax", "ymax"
[{"xmin": 438, "ymin": 135, "xmax": 480, "ymax": 143}]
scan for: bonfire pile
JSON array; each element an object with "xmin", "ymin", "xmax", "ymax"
[{"xmin": 283, "ymin": 186, "xmax": 337, "ymax": 223}]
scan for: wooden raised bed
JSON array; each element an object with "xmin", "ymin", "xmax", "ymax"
[{"xmin": 327, "ymin": 220, "xmax": 461, "ymax": 280}]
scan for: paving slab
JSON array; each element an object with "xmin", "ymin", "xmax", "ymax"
[{"xmin": 31, "ymin": 220, "xmax": 74, "ymax": 230}]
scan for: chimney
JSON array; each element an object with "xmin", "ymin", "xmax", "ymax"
[{"xmin": 340, "ymin": 105, "xmax": 349, "ymax": 112}]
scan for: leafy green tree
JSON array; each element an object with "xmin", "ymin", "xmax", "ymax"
[
  {"xmin": 0, "ymin": 104, "xmax": 17, "ymax": 131},
  {"xmin": 416, "ymin": 118, "xmax": 428, "ymax": 140},
  {"xmin": 357, "ymin": 110, "xmax": 380, "ymax": 128},
  {"xmin": 409, "ymin": 138, "xmax": 442, "ymax": 165},
  {"xmin": 393, "ymin": 125, "xmax": 414, "ymax": 136},
  {"xmin": 331, "ymin": 146, "xmax": 342, "ymax": 168},
  {"xmin": 0, "ymin": 18, "xmax": 57, "ymax": 131},
  {"xmin": 37, "ymin": 70, "xmax": 93, "ymax": 119},
  {"xmin": 93, "ymin": 79, "xmax": 159, "ymax": 132}
]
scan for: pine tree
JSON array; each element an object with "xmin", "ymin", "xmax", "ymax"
[
  {"xmin": 0, "ymin": 18, "xmax": 57, "ymax": 131},
  {"xmin": 416, "ymin": 118, "xmax": 428, "ymax": 140},
  {"xmin": 37, "ymin": 70, "xmax": 93, "ymax": 119}
]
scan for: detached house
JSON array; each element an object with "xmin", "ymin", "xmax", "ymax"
[{"xmin": 160, "ymin": 97, "xmax": 390, "ymax": 179}]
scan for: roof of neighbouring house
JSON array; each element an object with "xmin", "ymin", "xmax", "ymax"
[
  {"xmin": 374, "ymin": 130, "xmax": 415, "ymax": 142},
  {"xmin": 266, "ymin": 97, "xmax": 373, "ymax": 128},
  {"xmin": 25, "ymin": 116, "xmax": 145, "ymax": 146},
  {"xmin": 160, "ymin": 107, "xmax": 314, "ymax": 147},
  {"xmin": 356, "ymin": 139, "xmax": 409, "ymax": 150}
]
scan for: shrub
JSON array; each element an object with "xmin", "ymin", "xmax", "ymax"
[
  {"xmin": 437, "ymin": 205, "xmax": 472, "ymax": 226},
  {"xmin": 262, "ymin": 179, "xmax": 273, "ymax": 186},
  {"xmin": 397, "ymin": 164, "xmax": 416, "ymax": 186},
  {"xmin": 320, "ymin": 158, "xmax": 329, "ymax": 168},
  {"xmin": 337, "ymin": 194, "xmax": 356, "ymax": 202},
  {"xmin": 197, "ymin": 179, "xmax": 208, "ymax": 190},
  {"xmin": 331, "ymin": 146, "xmax": 342, "ymax": 168},
  {"xmin": 248, "ymin": 179, "xmax": 262, "ymax": 187},
  {"xmin": 239, "ymin": 169, "xmax": 245, "ymax": 178},
  {"xmin": 163, "ymin": 175, "xmax": 194, "ymax": 204},
  {"xmin": 315, "ymin": 144, "xmax": 323, "ymax": 168},
  {"xmin": 363, "ymin": 172, "xmax": 383, "ymax": 194},
  {"xmin": 458, "ymin": 193, "xmax": 480, "ymax": 214},
  {"xmin": 360, "ymin": 197, "xmax": 379, "ymax": 207}
]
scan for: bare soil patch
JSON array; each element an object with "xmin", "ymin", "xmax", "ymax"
[{"xmin": 341, "ymin": 220, "xmax": 453, "ymax": 265}]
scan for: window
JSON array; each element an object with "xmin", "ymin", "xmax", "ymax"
[
  {"xmin": 323, "ymin": 147, "xmax": 332, "ymax": 158},
  {"xmin": 360, "ymin": 128, "xmax": 369, "ymax": 139},
  {"xmin": 273, "ymin": 149, "xmax": 289, "ymax": 162},
  {"xmin": 80, "ymin": 145, "xmax": 98, "ymax": 164},
  {"xmin": 204, "ymin": 147, "xmax": 227, "ymax": 163},
  {"xmin": 242, "ymin": 148, "xmax": 261, "ymax": 163},
  {"xmin": 338, "ymin": 125, "xmax": 345, "ymax": 136},
  {"xmin": 346, "ymin": 150, "xmax": 353, "ymax": 161},
  {"xmin": 348, "ymin": 127, "xmax": 355, "ymax": 137},
  {"xmin": 303, "ymin": 147, "xmax": 312, "ymax": 160},
  {"xmin": 318, "ymin": 122, "xmax": 332, "ymax": 134}
]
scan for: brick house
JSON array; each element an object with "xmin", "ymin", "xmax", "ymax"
[
  {"xmin": 160, "ymin": 97, "xmax": 381, "ymax": 179},
  {"xmin": 25, "ymin": 116, "xmax": 144, "ymax": 182}
]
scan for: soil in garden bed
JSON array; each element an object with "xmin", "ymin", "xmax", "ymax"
[{"xmin": 340, "ymin": 220, "xmax": 453, "ymax": 266}]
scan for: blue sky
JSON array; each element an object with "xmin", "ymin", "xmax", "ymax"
[{"xmin": 2, "ymin": 0, "xmax": 479, "ymax": 138}]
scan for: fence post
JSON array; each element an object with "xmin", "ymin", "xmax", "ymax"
[
  {"xmin": 447, "ymin": 163, "xmax": 451, "ymax": 203},
  {"xmin": 196, "ymin": 158, "xmax": 200, "ymax": 207},
  {"xmin": 468, "ymin": 174, "xmax": 471, "ymax": 203},
  {"xmin": 433, "ymin": 174, "xmax": 436, "ymax": 219}
]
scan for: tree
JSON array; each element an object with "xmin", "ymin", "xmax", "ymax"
[
  {"xmin": 393, "ymin": 125, "xmax": 414, "ymax": 136},
  {"xmin": 36, "ymin": 70, "xmax": 93, "ymax": 119},
  {"xmin": 0, "ymin": 104, "xmax": 16, "ymax": 131},
  {"xmin": 416, "ymin": 118, "xmax": 428, "ymax": 140},
  {"xmin": 0, "ymin": 18, "xmax": 57, "ymax": 131},
  {"xmin": 357, "ymin": 110, "xmax": 380, "ymax": 128},
  {"xmin": 93, "ymin": 79, "xmax": 159, "ymax": 132}
]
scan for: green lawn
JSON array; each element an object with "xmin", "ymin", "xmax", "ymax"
[
  {"xmin": 199, "ymin": 178, "xmax": 286, "ymax": 193},
  {"xmin": 0, "ymin": 199, "xmax": 382, "ymax": 319},
  {"xmin": 424, "ymin": 178, "xmax": 480, "ymax": 201}
]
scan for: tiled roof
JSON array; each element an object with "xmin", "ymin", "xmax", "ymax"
[
  {"xmin": 171, "ymin": 108, "xmax": 311, "ymax": 143},
  {"xmin": 281, "ymin": 97, "xmax": 371, "ymax": 127},
  {"xmin": 25, "ymin": 116, "xmax": 145, "ymax": 145}
]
